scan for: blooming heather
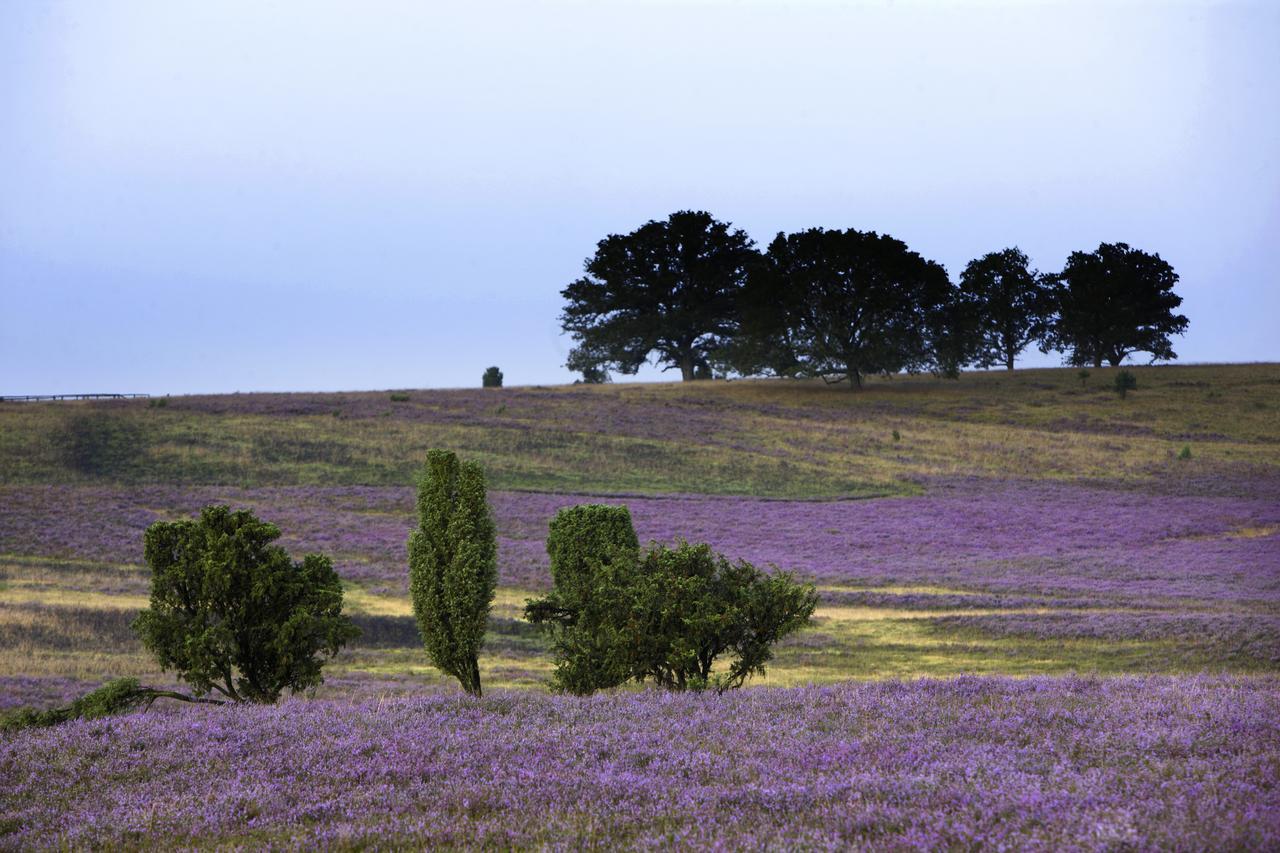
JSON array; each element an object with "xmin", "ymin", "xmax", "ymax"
[{"xmin": 1, "ymin": 676, "xmax": 1278, "ymax": 849}]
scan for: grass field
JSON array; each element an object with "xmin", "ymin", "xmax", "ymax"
[{"xmin": 2, "ymin": 364, "xmax": 1278, "ymax": 847}]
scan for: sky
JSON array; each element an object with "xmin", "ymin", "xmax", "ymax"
[{"xmin": 2, "ymin": 0, "xmax": 1277, "ymax": 394}]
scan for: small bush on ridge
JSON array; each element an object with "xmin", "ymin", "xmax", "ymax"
[
  {"xmin": 1114, "ymin": 369, "xmax": 1137, "ymax": 398},
  {"xmin": 482, "ymin": 366, "xmax": 503, "ymax": 388}
]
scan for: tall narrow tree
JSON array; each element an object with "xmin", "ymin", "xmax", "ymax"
[
  {"xmin": 407, "ymin": 450, "xmax": 497, "ymax": 696},
  {"xmin": 560, "ymin": 210, "xmax": 758, "ymax": 381},
  {"xmin": 959, "ymin": 247, "xmax": 1054, "ymax": 370},
  {"xmin": 1047, "ymin": 242, "xmax": 1188, "ymax": 367}
]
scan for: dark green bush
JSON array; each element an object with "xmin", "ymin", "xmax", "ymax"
[
  {"xmin": 132, "ymin": 506, "xmax": 358, "ymax": 703},
  {"xmin": 1, "ymin": 678, "xmax": 147, "ymax": 732},
  {"xmin": 1178, "ymin": 444, "xmax": 1193, "ymax": 460},
  {"xmin": 626, "ymin": 541, "xmax": 817, "ymax": 692},
  {"xmin": 482, "ymin": 366, "xmax": 503, "ymax": 388},
  {"xmin": 1, "ymin": 677, "xmax": 227, "ymax": 733},
  {"xmin": 1114, "ymin": 369, "xmax": 1137, "ymax": 398},
  {"xmin": 408, "ymin": 450, "xmax": 497, "ymax": 696},
  {"xmin": 526, "ymin": 507, "xmax": 816, "ymax": 695},
  {"xmin": 524, "ymin": 505, "xmax": 641, "ymax": 694},
  {"xmin": 389, "ymin": 392, "xmax": 411, "ymax": 402},
  {"xmin": 58, "ymin": 413, "xmax": 147, "ymax": 477}
]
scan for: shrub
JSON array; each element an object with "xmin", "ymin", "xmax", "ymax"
[
  {"xmin": 1, "ymin": 678, "xmax": 147, "ymax": 732},
  {"xmin": 482, "ymin": 366, "xmax": 503, "ymax": 388},
  {"xmin": 1178, "ymin": 445, "xmax": 1193, "ymax": 460},
  {"xmin": 526, "ymin": 507, "xmax": 817, "ymax": 695},
  {"xmin": 408, "ymin": 450, "xmax": 497, "ymax": 696},
  {"xmin": 626, "ymin": 541, "xmax": 817, "ymax": 692},
  {"xmin": 1077, "ymin": 369, "xmax": 1091, "ymax": 387},
  {"xmin": 892, "ymin": 429, "xmax": 901, "ymax": 442},
  {"xmin": 1, "ymin": 677, "xmax": 226, "ymax": 732},
  {"xmin": 58, "ymin": 413, "xmax": 146, "ymax": 478},
  {"xmin": 389, "ymin": 392, "xmax": 411, "ymax": 402},
  {"xmin": 524, "ymin": 505, "xmax": 641, "ymax": 694},
  {"xmin": 1113, "ymin": 369, "xmax": 1137, "ymax": 398},
  {"xmin": 132, "ymin": 506, "xmax": 358, "ymax": 703}
]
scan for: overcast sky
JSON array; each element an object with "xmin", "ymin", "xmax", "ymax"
[{"xmin": 2, "ymin": 0, "xmax": 1277, "ymax": 394}]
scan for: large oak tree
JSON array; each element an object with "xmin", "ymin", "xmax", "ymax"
[
  {"xmin": 737, "ymin": 228, "xmax": 955, "ymax": 389},
  {"xmin": 560, "ymin": 211, "xmax": 758, "ymax": 381},
  {"xmin": 959, "ymin": 247, "xmax": 1055, "ymax": 370},
  {"xmin": 1047, "ymin": 242, "xmax": 1188, "ymax": 367}
]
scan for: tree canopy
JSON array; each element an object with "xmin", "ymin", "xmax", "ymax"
[
  {"xmin": 560, "ymin": 210, "xmax": 758, "ymax": 381},
  {"xmin": 958, "ymin": 247, "xmax": 1055, "ymax": 370},
  {"xmin": 133, "ymin": 505, "xmax": 358, "ymax": 704},
  {"xmin": 736, "ymin": 228, "xmax": 954, "ymax": 388},
  {"xmin": 1047, "ymin": 242, "xmax": 1188, "ymax": 367}
]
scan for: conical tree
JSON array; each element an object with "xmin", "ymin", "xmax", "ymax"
[{"xmin": 407, "ymin": 450, "xmax": 497, "ymax": 696}]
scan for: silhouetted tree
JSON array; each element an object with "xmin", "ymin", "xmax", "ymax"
[
  {"xmin": 482, "ymin": 366, "xmax": 503, "ymax": 388},
  {"xmin": 736, "ymin": 228, "xmax": 954, "ymax": 389},
  {"xmin": 959, "ymin": 247, "xmax": 1055, "ymax": 370},
  {"xmin": 408, "ymin": 450, "xmax": 497, "ymax": 696},
  {"xmin": 560, "ymin": 211, "xmax": 758, "ymax": 381},
  {"xmin": 1046, "ymin": 242, "xmax": 1188, "ymax": 367}
]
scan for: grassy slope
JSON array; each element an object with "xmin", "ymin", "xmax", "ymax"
[
  {"xmin": 1, "ymin": 363, "xmax": 1278, "ymax": 691},
  {"xmin": 2, "ymin": 362, "xmax": 1278, "ymax": 497}
]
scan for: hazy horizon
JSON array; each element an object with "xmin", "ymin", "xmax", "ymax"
[{"xmin": 3, "ymin": 0, "xmax": 1278, "ymax": 395}]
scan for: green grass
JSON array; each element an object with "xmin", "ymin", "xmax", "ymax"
[{"xmin": 3, "ymin": 363, "xmax": 1277, "ymax": 497}]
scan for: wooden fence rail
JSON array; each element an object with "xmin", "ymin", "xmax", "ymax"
[{"xmin": 0, "ymin": 394, "xmax": 152, "ymax": 402}]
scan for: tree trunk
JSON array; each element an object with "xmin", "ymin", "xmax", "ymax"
[
  {"xmin": 848, "ymin": 368, "xmax": 862, "ymax": 390},
  {"xmin": 1006, "ymin": 353, "xmax": 1015, "ymax": 371},
  {"xmin": 680, "ymin": 354, "xmax": 695, "ymax": 382},
  {"xmin": 1107, "ymin": 354, "xmax": 1123, "ymax": 367},
  {"xmin": 1093, "ymin": 355, "xmax": 1103, "ymax": 368}
]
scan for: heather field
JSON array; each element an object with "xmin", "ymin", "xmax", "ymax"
[{"xmin": 2, "ymin": 365, "xmax": 1279, "ymax": 847}]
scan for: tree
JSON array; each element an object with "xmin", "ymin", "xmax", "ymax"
[
  {"xmin": 524, "ymin": 505, "xmax": 640, "ymax": 695},
  {"xmin": 132, "ymin": 506, "xmax": 358, "ymax": 704},
  {"xmin": 1046, "ymin": 242, "xmax": 1188, "ymax": 367},
  {"xmin": 737, "ymin": 228, "xmax": 955, "ymax": 389},
  {"xmin": 408, "ymin": 449, "xmax": 497, "ymax": 696},
  {"xmin": 526, "ymin": 507, "xmax": 816, "ymax": 695},
  {"xmin": 958, "ymin": 247, "xmax": 1055, "ymax": 370},
  {"xmin": 560, "ymin": 210, "xmax": 758, "ymax": 382},
  {"xmin": 482, "ymin": 366, "xmax": 503, "ymax": 388}
]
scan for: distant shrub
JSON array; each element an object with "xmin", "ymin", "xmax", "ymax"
[
  {"xmin": 482, "ymin": 366, "xmax": 503, "ymax": 388},
  {"xmin": 1178, "ymin": 445, "xmax": 1192, "ymax": 460},
  {"xmin": 1113, "ymin": 370, "xmax": 1137, "ymax": 398},
  {"xmin": 148, "ymin": 397, "xmax": 168, "ymax": 408},
  {"xmin": 133, "ymin": 506, "xmax": 359, "ymax": 703},
  {"xmin": 58, "ymin": 413, "xmax": 146, "ymax": 478},
  {"xmin": 526, "ymin": 507, "xmax": 817, "ymax": 695},
  {"xmin": 892, "ymin": 429, "xmax": 901, "ymax": 442},
  {"xmin": 389, "ymin": 392, "xmax": 411, "ymax": 402},
  {"xmin": 408, "ymin": 450, "xmax": 497, "ymax": 696},
  {"xmin": 1077, "ymin": 369, "xmax": 1091, "ymax": 387}
]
